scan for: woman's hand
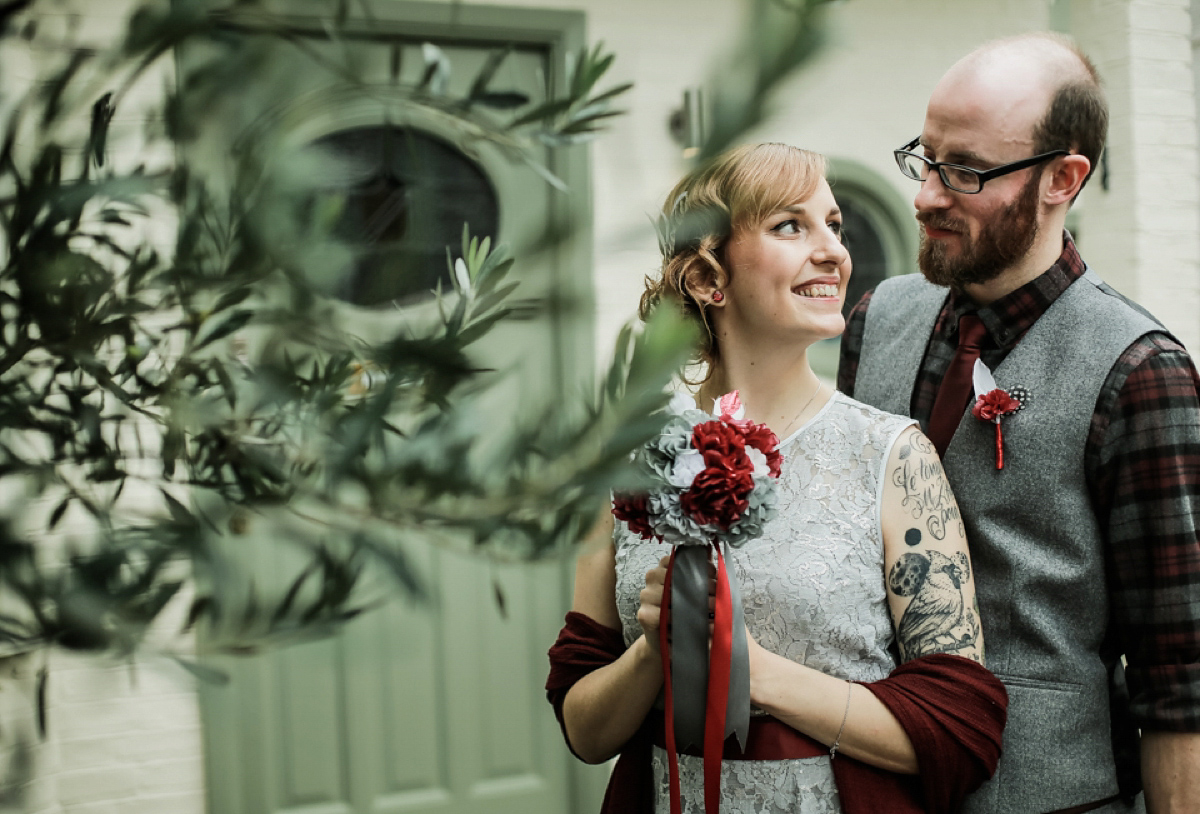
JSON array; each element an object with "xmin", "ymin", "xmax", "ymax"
[
  {"xmin": 639, "ymin": 554, "xmax": 718, "ymax": 656},
  {"xmin": 562, "ymin": 518, "xmax": 667, "ymax": 764},
  {"xmin": 637, "ymin": 555, "xmax": 670, "ymax": 655}
]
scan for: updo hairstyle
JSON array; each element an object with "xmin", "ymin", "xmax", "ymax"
[{"xmin": 640, "ymin": 143, "xmax": 826, "ymax": 376}]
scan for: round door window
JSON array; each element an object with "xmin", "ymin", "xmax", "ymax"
[
  {"xmin": 314, "ymin": 126, "xmax": 500, "ymax": 307},
  {"xmin": 839, "ymin": 196, "xmax": 888, "ymax": 319}
]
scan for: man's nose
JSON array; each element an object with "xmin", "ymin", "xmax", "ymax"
[{"xmin": 914, "ymin": 169, "xmax": 954, "ymax": 214}]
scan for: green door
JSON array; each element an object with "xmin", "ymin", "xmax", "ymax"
[
  {"xmin": 197, "ymin": 4, "xmax": 605, "ymax": 813},
  {"xmin": 203, "ymin": 548, "xmax": 582, "ymax": 814}
]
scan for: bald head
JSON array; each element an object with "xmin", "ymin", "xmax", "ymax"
[
  {"xmin": 959, "ymin": 33, "xmax": 1097, "ymax": 91},
  {"xmin": 932, "ymin": 33, "xmax": 1107, "ymax": 194}
]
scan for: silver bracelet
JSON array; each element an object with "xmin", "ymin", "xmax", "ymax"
[{"xmin": 829, "ymin": 682, "xmax": 852, "ymax": 759}]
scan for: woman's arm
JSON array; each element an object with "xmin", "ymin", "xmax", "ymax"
[
  {"xmin": 879, "ymin": 426, "xmax": 984, "ymax": 665},
  {"xmin": 561, "ymin": 512, "xmax": 667, "ymax": 764},
  {"xmin": 747, "ymin": 644, "xmax": 919, "ymax": 773},
  {"xmin": 747, "ymin": 425, "xmax": 985, "ymax": 775}
]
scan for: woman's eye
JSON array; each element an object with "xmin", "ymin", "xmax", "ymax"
[
  {"xmin": 772, "ymin": 219, "xmax": 800, "ymax": 235},
  {"xmin": 828, "ymin": 221, "xmax": 844, "ymax": 239}
]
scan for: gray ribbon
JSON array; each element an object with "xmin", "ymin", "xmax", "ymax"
[{"xmin": 669, "ymin": 543, "xmax": 751, "ymax": 752}]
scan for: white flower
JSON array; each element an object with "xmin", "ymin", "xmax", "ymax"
[
  {"xmin": 746, "ymin": 447, "xmax": 771, "ymax": 478},
  {"xmin": 667, "ymin": 391, "xmax": 695, "ymax": 416},
  {"xmin": 454, "ymin": 258, "xmax": 473, "ymax": 298},
  {"xmin": 668, "ymin": 449, "xmax": 706, "ymax": 488}
]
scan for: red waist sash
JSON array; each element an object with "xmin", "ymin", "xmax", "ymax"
[{"xmin": 650, "ymin": 711, "xmax": 825, "ymax": 761}]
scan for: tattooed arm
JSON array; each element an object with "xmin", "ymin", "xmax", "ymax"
[
  {"xmin": 880, "ymin": 426, "xmax": 985, "ymax": 664},
  {"xmin": 748, "ymin": 427, "xmax": 985, "ymax": 775}
]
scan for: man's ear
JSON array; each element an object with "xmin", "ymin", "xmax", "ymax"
[{"xmin": 1045, "ymin": 154, "xmax": 1091, "ymax": 205}]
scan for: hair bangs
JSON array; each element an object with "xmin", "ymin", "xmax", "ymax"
[{"xmin": 725, "ymin": 144, "xmax": 826, "ymax": 230}]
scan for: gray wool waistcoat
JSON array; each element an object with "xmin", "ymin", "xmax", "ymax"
[{"xmin": 854, "ymin": 270, "xmax": 1163, "ymax": 814}]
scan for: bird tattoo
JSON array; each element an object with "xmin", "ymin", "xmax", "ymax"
[{"xmin": 888, "ymin": 550, "xmax": 978, "ymax": 659}]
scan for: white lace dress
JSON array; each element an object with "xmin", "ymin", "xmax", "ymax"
[{"xmin": 614, "ymin": 391, "xmax": 915, "ymax": 814}]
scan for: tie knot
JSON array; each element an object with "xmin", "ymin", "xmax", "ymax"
[{"xmin": 957, "ymin": 314, "xmax": 988, "ymax": 352}]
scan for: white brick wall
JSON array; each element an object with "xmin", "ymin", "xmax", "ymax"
[
  {"xmin": 11, "ymin": 605, "xmax": 206, "ymax": 814},
  {"xmin": 0, "ymin": 2, "xmax": 203, "ymax": 813},
  {"xmin": 1074, "ymin": 0, "xmax": 1200, "ymax": 350}
]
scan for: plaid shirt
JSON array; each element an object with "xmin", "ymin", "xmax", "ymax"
[{"xmin": 839, "ymin": 237, "xmax": 1200, "ymax": 732}]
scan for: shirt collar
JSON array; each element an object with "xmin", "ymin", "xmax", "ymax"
[{"xmin": 948, "ymin": 231, "xmax": 1085, "ymax": 349}]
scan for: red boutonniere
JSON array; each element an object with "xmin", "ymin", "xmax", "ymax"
[
  {"xmin": 970, "ymin": 359, "xmax": 1028, "ymax": 470},
  {"xmin": 972, "ymin": 389, "xmax": 1020, "ymax": 469}
]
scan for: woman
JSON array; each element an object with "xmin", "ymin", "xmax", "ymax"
[{"xmin": 546, "ymin": 143, "xmax": 1006, "ymax": 814}]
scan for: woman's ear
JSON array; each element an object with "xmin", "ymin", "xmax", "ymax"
[
  {"xmin": 690, "ymin": 284, "xmax": 725, "ymax": 307},
  {"xmin": 678, "ymin": 238, "xmax": 729, "ymax": 307}
]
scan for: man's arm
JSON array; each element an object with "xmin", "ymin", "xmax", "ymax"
[
  {"xmin": 836, "ymin": 288, "xmax": 873, "ymax": 396},
  {"xmin": 1141, "ymin": 732, "xmax": 1200, "ymax": 814},
  {"xmin": 1090, "ymin": 336, "xmax": 1200, "ymax": 812}
]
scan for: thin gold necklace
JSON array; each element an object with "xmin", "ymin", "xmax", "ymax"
[{"xmin": 777, "ymin": 382, "xmax": 825, "ymax": 439}]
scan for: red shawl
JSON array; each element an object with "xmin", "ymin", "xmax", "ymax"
[{"xmin": 546, "ymin": 611, "xmax": 1007, "ymax": 814}]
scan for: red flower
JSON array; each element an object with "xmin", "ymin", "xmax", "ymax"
[
  {"xmin": 613, "ymin": 493, "xmax": 655, "ymax": 539},
  {"xmin": 740, "ymin": 423, "xmax": 783, "ymax": 477},
  {"xmin": 680, "ymin": 419, "xmax": 760, "ymax": 529},
  {"xmin": 692, "ymin": 419, "xmax": 752, "ymax": 471},
  {"xmin": 972, "ymin": 389, "xmax": 1021, "ymax": 422},
  {"xmin": 680, "ymin": 468, "xmax": 755, "ymax": 530}
]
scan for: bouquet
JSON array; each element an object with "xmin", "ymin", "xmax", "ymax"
[{"xmin": 612, "ymin": 390, "xmax": 782, "ymax": 814}]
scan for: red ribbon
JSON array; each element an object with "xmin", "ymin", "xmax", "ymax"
[
  {"xmin": 659, "ymin": 547, "xmax": 682, "ymax": 814},
  {"xmin": 705, "ymin": 543, "xmax": 734, "ymax": 814},
  {"xmin": 993, "ymin": 420, "xmax": 1004, "ymax": 470},
  {"xmin": 659, "ymin": 543, "xmax": 735, "ymax": 814}
]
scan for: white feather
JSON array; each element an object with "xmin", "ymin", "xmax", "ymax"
[{"xmin": 973, "ymin": 358, "xmax": 998, "ymax": 399}]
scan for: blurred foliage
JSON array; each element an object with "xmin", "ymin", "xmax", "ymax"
[{"xmin": 0, "ymin": 0, "xmax": 833, "ymax": 686}]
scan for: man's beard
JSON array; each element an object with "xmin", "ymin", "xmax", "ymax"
[{"xmin": 917, "ymin": 170, "xmax": 1042, "ymax": 291}]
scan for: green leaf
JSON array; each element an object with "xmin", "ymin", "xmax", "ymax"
[
  {"xmin": 467, "ymin": 46, "xmax": 513, "ymax": 102},
  {"xmin": 474, "ymin": 91, "xmax": 529, "ymax": 110},
  {"xmin": 194, "ymin": 309, "xmax": 253, "ymax": 351},
  {"xmin": 170, "ymin": 656, "xmax": 230, "ymax": 686},
  {"xmin": 47, "ymin": 496, "xmax": 71, "ymax": 531},
  {"xmin": 506, "ymin": 98, "xmax": 575, "ymax": 130},
  {"xmin": 272, "ymin": 562, "xmax": 318, "ymax": 625},
  {"xmin": 212, "ymin": 288, "xmax": 253, "ymax": 314},
  {"xmin": 418, "ymin": 43, "xmax": 451, "ymax": 96},
  {"xmin": 88, "ymin": 92, "xmax": 115, "ymax": 169},
  {"xmin": 184, "ymin": 596, "xmax": 214, "ymax": 631},
  {"xmin": 159, "ymin": 490, "xmax": 191, "ymax": 525}
]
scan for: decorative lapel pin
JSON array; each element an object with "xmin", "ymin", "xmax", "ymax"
[{"xmin": 970, "ymin": 360, "xmax": 1028, "ymax": 470}]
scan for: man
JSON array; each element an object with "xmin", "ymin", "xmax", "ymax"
[{"xmin": 838, "ymin": 33, "xmax": 1200, "ymax": 814}]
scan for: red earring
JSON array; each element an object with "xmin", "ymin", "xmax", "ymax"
[{"xmin": 711, "ymin": 291, "xmax": 724, "ymax": 303}]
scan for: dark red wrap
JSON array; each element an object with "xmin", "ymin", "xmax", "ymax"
[{"xmin": 546, "ymin": 611, "xmax": 1008, "ymax": 814}]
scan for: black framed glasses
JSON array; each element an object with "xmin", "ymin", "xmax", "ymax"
[{"xmin": 894, "ymin": 136, "xmax": 1068, "ymax": 194}]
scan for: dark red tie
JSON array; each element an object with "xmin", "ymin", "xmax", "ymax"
[{"xmin": 927, "ymin": 314, "xmax": 988, "ymax": 457}]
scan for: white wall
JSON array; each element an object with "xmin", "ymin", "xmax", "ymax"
[
  {"xmin": 0, "ymin": 2, "xmax": 204, "ymax": 813},
  {"xmin": 1074, "ymin": 0, "xmax": 1200, "ymax": 350}
]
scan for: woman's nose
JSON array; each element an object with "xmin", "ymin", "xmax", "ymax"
[{"xmin": 815, "ymin": 229, "xmax": 849, "ymax": 266}]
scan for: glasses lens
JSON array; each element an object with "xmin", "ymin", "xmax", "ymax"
[
  {"xmin": 940, "ymin": 165, "xmax": 982, "ymax": 193},
  {"xmin": 895, "ymin": 151, "xmax": 926, "ymax": 181}
]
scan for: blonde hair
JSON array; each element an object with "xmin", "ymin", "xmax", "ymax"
[{"xmin": 640, "ymin": 143, "xmax": 827, "ymax": 378}]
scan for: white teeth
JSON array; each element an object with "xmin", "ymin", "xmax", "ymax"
[{"xmin": 795, "ymin": 284, "xmax": 838, "ymax": 298}]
